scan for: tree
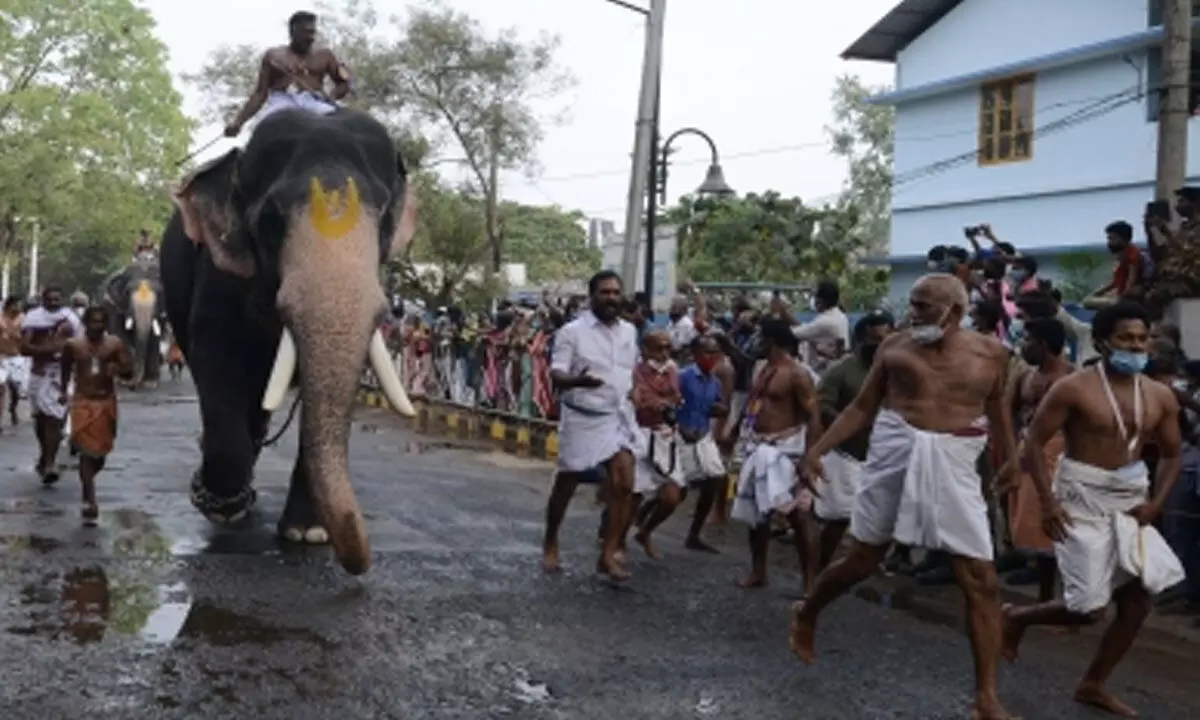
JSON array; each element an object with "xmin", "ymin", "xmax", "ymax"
[
  {"xmin": 1057, "ymin": 251, "xmax": 1109, "ymax": 302},
  {"xmin": 187, "ymin": 0, "xmax": 573, "ymax": 274},
  {"xmin": 0, "ymin": 0, "xmax": 191, "ymax": 294},
  {"xmin": 665, "ymin": 192, "xmax": 888, "ymax": 311},
  {"xmin": 826, "ymin": 74, "xmax": 894, "ymax": 254},
  {"xmin": 501, "ymin": 203, "xmax": 600, "ymax": 287}
]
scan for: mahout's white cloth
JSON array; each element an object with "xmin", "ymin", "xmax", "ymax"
[
  {"xmin": 732, "ymin": 429, "xmax": 807, "ymax": 526},
  {"xmin": 260, "ymin": 90, "xmax": 338, "ymax": 121},
  {"xmin": 680, "ymin": 433, "xmax": 726, "ymax": 483},
  {"xmin": 813, "ymin": 451, "xmax": 862, "ymax": 522},
  {"xmin": 849, "ymin": 409, "xmax": 992, "ymax": 560},
  {"xmin": 1054, "ymin": 457, "xmax": 1185, "ymax": 613},
  {"xmin": 634, "ymin": 426, "xmax": 684, "ymax": 494}
]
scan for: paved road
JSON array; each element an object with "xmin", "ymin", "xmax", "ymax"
[{"xmin": 0, "ymin": 382, "xmax": 1196, "ymax": 719}]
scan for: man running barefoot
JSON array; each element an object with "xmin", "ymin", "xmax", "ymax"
[
  {"xmin": 793, "ymin": 273, "xmax": 1018, "ymax": 720},
  {"xmin": 731, "ymin": 317, "xmax": 822, "ymax": 590},
  {"xmin": 61, "ymin": 307, "xmax": 133, "ymax": 525},
  {"xmin": 542, "ymin": 270, "xmax": 641, "ymax": 581},
  {"xmin": 21, "ymin": 287, "xmax": 83, "ymax": 484},
  {"xmin": 0, "ymin": 296, "xmax": 24, "ymax": 430},
  {"xmin": 1001, "ymin": 301, "xmax": 1184, "ymax": 718}
]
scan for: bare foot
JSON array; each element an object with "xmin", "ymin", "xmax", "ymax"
[
  {"xmin": 81, "ymin": 504, "xmax": 98, "ymax": 528},
  {"xmin": 685, "ymin": 537, "xmax": 720, "ymax": 554},
  {"xmin": 1074, "ymin": 682, "xmax": 1139, "ymax": 717},
  {"xmin": 969, "ymin": 699, "xmax": 1018, "ymax": 720},
  {"xmin": 737, "ymin": 572, "xmax": 767, "ymax": 589},
  {"xmin": 596, "ymin": 554, "xmax": 630, "ymax": 582},
  {"xmin": 541, "ymin": 546, "xmax": 562, "ymax": 574},
  {"xmin": 634, "ymin": 529, "xmax": 660, "ymax": 560},
  {"xmin": 788, "ymin": 601, "xmax": 816, "ymax": 664},
  {"xmin": 1000, "ymin": 604, "xmax": 1025, "ymax": 663}
]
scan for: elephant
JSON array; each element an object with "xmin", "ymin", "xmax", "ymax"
[
  {"xmin": 161, "ymin": 108, "xmax": 417, "ymax": 576},
  {"xmin": 99, "ymin": 257, "xmax": 167, "ymax": 388}
]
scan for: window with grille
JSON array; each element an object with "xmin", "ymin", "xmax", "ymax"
[{"xmin": 978, "ymin": 75, "xmax": 1035, "ymax": 166}]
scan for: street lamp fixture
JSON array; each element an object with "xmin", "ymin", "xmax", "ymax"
[{"xmin": 644, "ymin": 126, "xmax": 732, "ymax": 302}]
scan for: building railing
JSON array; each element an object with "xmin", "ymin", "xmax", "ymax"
[{"xmin": 361, "ymin": 322, "xmax": 559, "ymax": 420}]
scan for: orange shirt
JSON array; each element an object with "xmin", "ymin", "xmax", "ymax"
[{"xmin": 1111, "ymin": 244, "xmax": 1141, "ymax": 293}]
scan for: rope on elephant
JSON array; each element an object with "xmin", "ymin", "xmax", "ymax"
[
  {"xmin": 175, "ymin": 135, "xmax": 223, "ymax": 168},
  {"xmin": 261, "ymin": 393, "xmax": 302, "ymax": 448}
]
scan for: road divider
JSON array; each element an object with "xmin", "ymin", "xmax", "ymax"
[{"xmin": 358, "ymin": 389, "xmax": 560, "ymax": 461}]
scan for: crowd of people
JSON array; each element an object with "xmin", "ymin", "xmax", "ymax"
[{"xmin": 536, "ymin": 255, "xmax": 1197, "ymax": 718}]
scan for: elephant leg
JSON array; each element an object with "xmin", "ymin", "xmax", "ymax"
[{"xmin": 278, "ymin": 451, "xmax": 329, "ymax": 545}]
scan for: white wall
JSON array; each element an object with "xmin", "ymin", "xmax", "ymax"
[
  {"xmin": 600, "ymin": 225, "xmax": 678, "ymax": 311},
  {"xmin": 895, "ymin": 0, "xmax": 1147, "ymax": 89}
]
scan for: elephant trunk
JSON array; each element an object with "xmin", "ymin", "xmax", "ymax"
[
  {"xmin": 273, "ymin": 202, "xmax": 389, "ymax": 576},
  {"xmin": 131, "ymin": 289, "xmax": 157, "ymax": 385}
]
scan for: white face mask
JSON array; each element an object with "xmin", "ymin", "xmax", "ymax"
[{"xmin": 911, "ymin": 310, "xmax": 949, "ymax": 345}]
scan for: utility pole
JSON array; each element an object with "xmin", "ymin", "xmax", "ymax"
[
  {"xmin": 1156, "ymin": 0, "xmax": 1191, "ymax": 202},
  {"xmin": 643, "ymin": 73, "xmax": 662, "ymax": 306},
  {"xmin": 619, "ymin": 0, "xmax": 666, "ymax": 294}
]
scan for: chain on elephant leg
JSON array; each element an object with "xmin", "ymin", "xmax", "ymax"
[{"xmin": 190, "ymin": 468, "xmax": 257, "ymax": 524}]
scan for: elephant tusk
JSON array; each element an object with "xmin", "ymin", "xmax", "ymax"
[
  {"xmin": 152, "ymin": 319, "xmax": 161, "ymax": 336},
  {"xmin": 261, "ymin": 328, "xmax": 298, "ymax": 411},
  {"xmin": 369, "ymin": 329, "xmax": 415, "ymax": 417},
  {"xmin": 125, "ymin": 317, "xmax": 134, "ymax": 331}
]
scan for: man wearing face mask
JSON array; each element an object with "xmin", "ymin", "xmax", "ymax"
[
  {"xmin": 1002, "ymin": 301, "xmax": 1184, "ymax": 718},
  {"xmin": 812, "ymin": 310, "xmax": 894, "ymax": 570},
  {"xmin": 793, "ymin": 273, "xmax": 1019, "ymax": 720},
  {"xmin": 542, "ymin": 270, "xmax": 641, "ymax": 581},
  {"xmin": 997, "ymin": 318, "xmax": 1071, "ymax": 605}
]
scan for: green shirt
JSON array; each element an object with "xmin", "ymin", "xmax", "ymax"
[{"xmin": 817, "ymin": 353, "xmax": 872, "ymax": 461}]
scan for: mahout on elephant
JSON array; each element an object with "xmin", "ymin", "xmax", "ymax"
[
  {"xmin": 98, "ymin": 257, "xmax": 167, "ymax": 389},
  {"xmin": 161, "ymin": 107, "xmax": 417, "ymax": 575}
]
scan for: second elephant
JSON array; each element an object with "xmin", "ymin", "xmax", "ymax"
[{"xmin": 99, "ymin": 257, "xmax": 167, "ymax": 388}]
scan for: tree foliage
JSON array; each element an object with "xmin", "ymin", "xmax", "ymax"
[
  {"xmin": 826, "ymin": 74, "xmax": 894, "ymax": 254},
  {"xmin": 501, "ymin": 203, "xmax": 600, "ymax": 288},
  {"xmin": 0, "ymin": 0, "xmax": 191, "ymax": 295},
  {"xmin": 665, "ymin": 192, "xmax": 888, "ymax": 311}
]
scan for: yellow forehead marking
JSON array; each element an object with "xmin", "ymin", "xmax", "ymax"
[
  {"xmin": 135, "ymin": 280, "xmax": 152, "ymax": 301},
  {"xmin": 309, "ymin": 177, "xmax": 362, "ymax": 239}
]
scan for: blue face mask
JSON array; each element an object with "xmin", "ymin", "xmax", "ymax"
[
  {"xmin": 1008, "ymin": 318, "xmax": 1025, "ymax": 344},
  {"xmin": 1109, "ymin": 349, "xmax": 1148, "ymax": 375}
]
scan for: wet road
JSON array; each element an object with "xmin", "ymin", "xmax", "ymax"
[{"xmin": 0, "ymin": 382, "xmax": 1197, "ymax": 719}]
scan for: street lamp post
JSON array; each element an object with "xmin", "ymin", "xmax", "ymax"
[{"xmin": 644, "ymin": 127, "xmax": 733, "ymax": 302}]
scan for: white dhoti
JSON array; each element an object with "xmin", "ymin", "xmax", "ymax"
[
  {"xmin": 633, "ymin": 426, "xmax": 685, "ymax": 494},
  {"xmin": 680, "ymin": 433, "xmax": 726, "ymax": 483},
  {"xmin": 0, "ymin": 356, "xmax": 14, "ymax": 385},
  {"xmin": 259, "ymin": 90, "xmax": 338, "ymax": 121},
  {"xmin": 731, "ymin": 429, "xmax": 807, "ymax": 526},
  {"xmin": 1053, "ymin": 457, "xmax": 1185, "ymax": 614},
  {"xmin": 813, "ymin": 451, "xmax": 863, "ymax": 522},
  {"xmin": 849, "ymin": 409, "xmax": 992, "ymax": 560},
  {"xmin": 556, "ymin": 392, "xmax": 641, "ymax": 474},
  {"xmin": 27, "ymin": 368, "xmax": 68, "ymax": 420},
  {"xmin": 1, "ymin": 356, "xmax": 29, "ymax": 391}
]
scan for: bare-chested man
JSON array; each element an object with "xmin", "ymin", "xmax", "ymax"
[
  {"xmin": 1001, "ymin": 301, "xmax": 1183, "ymax": 718},
  {"xmin": 61, "ymin": 307, "xmax": 133, "ymax": 525},
  {"xmin": 0, "ymin": 296, "xmax": 24, "ymax": 429},
  {"xmin": 224, "ymin": 11, "xmax": 352, "ymax": 138},
  {"xmin": 793, "ymin": 273, "xmax": 1018, "ymax": 720},
  {"xmin": 730, "ymin": 317, "xmax": 822, "ymax": 591},
  {"xmin": 997, "ymin": 317, "xmax": 1072, "ymax": 604}
]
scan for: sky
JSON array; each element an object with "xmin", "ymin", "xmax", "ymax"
[{"xmin": 143, "ymin": 0, "xmax": 898, "ymax": 223}]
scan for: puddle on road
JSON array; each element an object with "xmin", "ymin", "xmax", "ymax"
[
  {"xmin": 0, "ymin": 498, "xmax": 66, "ymax": 518},
  {"xmin": 0, "ymin": 534, "xmax": 64, "ymax": 553},
  {"xmin": 7, "ymin": 566, "xmax": 329, "ymax": 649}
]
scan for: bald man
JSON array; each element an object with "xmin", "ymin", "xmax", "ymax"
[{"xmin": 792, "ymin": 274, "xmax": 1019, "ymax": 720}]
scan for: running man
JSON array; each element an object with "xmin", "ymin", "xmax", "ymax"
[
  {"xmin": 792, "ymin": 273, "xmax": 1019, "ymax": 720},
  {"xmin": 1001, "ymin": 301, "xmax": 1184, "ymax": 717},
  {"xmin": 0, "ymin": 296, "xmax": 24, "ymax": 429},
  {"xmin": 21, "ymin": 287, "xmax": 83, "ymax": 483},
  {"xmin": 61, "ymin": 307, "xmax": 133, "ymax": 525}
]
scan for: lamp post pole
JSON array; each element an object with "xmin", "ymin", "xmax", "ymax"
[{"xmin": 644, "ymin": 127, "xmax": 734, "ymax": 301}]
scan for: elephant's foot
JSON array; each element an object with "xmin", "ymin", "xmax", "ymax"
[
  {"xmin": 277, "ymin": 462, "xmax": 329, "ymax": 545},
  {"xmin": 190, "ymin": 469, "xmax": 257, "ymax": 525},
  {"xmin": 278, "ymin": 524, "xmax": 330, "ymax": 545}
]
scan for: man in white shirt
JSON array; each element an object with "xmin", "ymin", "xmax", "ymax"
[
  {"xmin": 666, "ymin": 294, "xmax": 696, "ymax": 354},
  {"xmin": 792, "ymin": 280, "xmax": 850, "ymax": 374},
  {"xmin": 543, "ymin": 270, "xmax": 642, "ymax": 581},
  {"xmin": 20, "ymin": 286, "xmax": 84, "ymax": 484}
]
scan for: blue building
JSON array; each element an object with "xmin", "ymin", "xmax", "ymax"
[{"xmin": 845, "ymin": 0, "xmax": 1200, "ymax": 306}]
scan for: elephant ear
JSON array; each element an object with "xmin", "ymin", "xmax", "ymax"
[
  {"xmin": 171, "ymin": 149, "xmax": 256, "ymax": 278},
  {"xmin": 385, "ymin": 151, "xmax": 419, "ymax": 260}
]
